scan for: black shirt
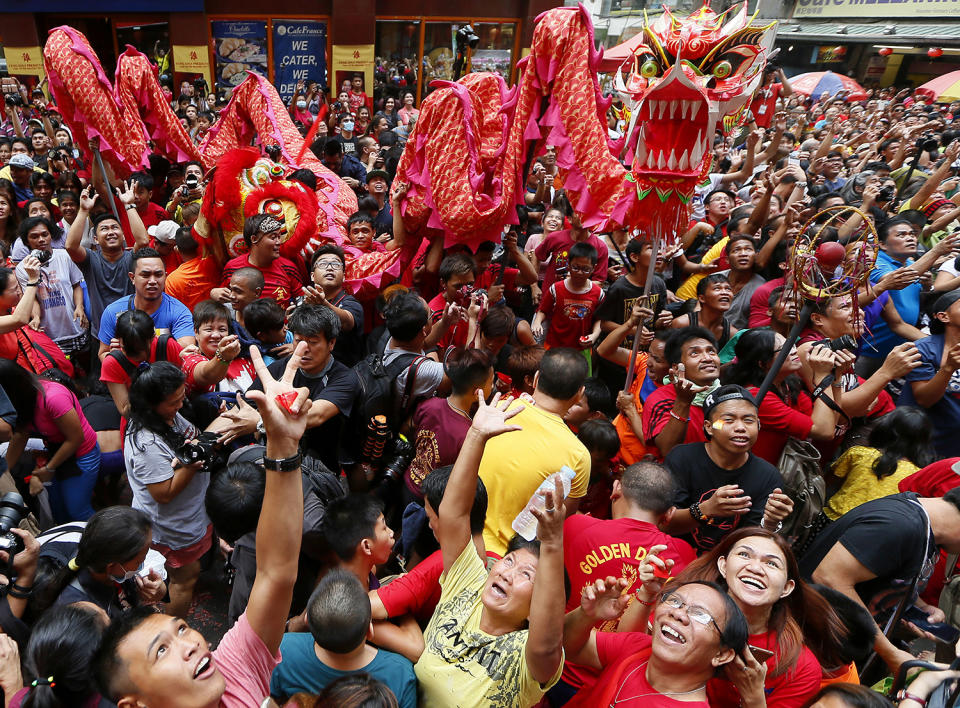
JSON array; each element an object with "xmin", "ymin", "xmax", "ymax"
[
  {"xmin": 329, "ymin": 290, "xmax": 365, "ymax": 367},
  {"xmin": 665, "ymin": 442, "xmax": 784, "ymax": 552},
  {"xmin": 248, "ymin": 355, "xmax": 360, "ymax": 472},
  {"xmin": 799, "ymin": 492, "xmax": 936, "ymax": 617}
]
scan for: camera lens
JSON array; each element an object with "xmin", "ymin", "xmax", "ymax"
[{"xmin": 0, "ymin": 493, "xmax": 25, "ymax": 534}]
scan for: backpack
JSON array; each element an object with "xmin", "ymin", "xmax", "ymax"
[
  {"xmin": 777, "ymin": 437, "xmax": 827, "ymax": 552},
  {"xmin": 348, "ymin": 343, "xmax": 431, "ymax": 459},
  {"xmin": 108, "ymin": 333, "xmax": 171, "ymax": 378}
]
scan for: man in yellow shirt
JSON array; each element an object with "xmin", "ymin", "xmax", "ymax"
[{"xmin": 478, "ymin": 347, "xmax": 591, "ymax": 556}]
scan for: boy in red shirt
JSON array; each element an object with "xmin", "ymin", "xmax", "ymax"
[{"xmin": 532, "ymin": 242, "xmax": 604, "ymax": 367}]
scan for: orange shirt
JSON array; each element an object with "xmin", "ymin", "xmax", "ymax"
[
  {"xmin": 613, "ymin": 353, "xmax": 648, "ymax": 465},
  {"xmin": 165, "ymin": 256, "xmax": 222, "ymax": 311}
]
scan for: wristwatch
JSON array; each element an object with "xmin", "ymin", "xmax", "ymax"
[
  {"xmin": 263, "ymin": 452, "xmax": 302, "ymax": 473},
  {"xmin": 255, "ymin": 419, "xmax": 265, "ymax": 441}
]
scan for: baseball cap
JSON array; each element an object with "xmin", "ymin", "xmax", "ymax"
[
  {"xmin": 148, "ymin": 220, "xmax": 179, "ymax": 244},
  {"xmin": 701, "ymin": 384, "xmax": 758, "ymax": 420},
  {"xmin": 366, "ymin": 169, "xmax": 389, "ymax": 184},
  {"xmin": 9, "ymin": 154, "xmax": 34, "ymax": 170}
]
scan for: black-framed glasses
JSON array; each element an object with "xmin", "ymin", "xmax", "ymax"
[{"xmin": 660, "ymin": 590, "xmax": 723, "ymax": 635}]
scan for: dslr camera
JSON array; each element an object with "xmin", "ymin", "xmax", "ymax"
[
  {"xmin": 917, "ymin": 135, "xmax": 941, "ymax": 161},
  {"xmin": 0, "ymin": 493, "xmax": 27, "ymax": 559},
  {"xmin": 4, "ymin": 94, "xmax": 22, "ymax": 108},
  {"xmin": 452, "ymin": 284, "xmax": 485, "ymax": 307},
  {"xmin": 181, "ymin": 173, "xmax": 201, "ymax": 197},
  {"xmin": 877, "ymin": 185, "xmax": 896, "ymax": 202},
  {"xmin": 814, "ymin": 334, "xmax": 858, "ymax": 353},
  {"xmin": 30, "ymin": 249, "xmax": 51, "ymax": 265},
  {"xmin": 175, "ymin": 432, "xmax": 226, "ymax": 474},
  {"xmin": 382, "ymin": 435, "xmax": 414, "ymax": 483}
]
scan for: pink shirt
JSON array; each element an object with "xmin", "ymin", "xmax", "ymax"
[
  {"xmin": 33, "ymin": 380, "xmax": 97, "ymax": 457},
  {"xmin": 214, "ymin": 612, "xmax": 280, "ymax": 707}
]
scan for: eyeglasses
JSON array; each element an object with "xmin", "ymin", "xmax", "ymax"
[
  {"xmin": 315, "ymin": 260, "xmax": 344, "ymax": 271},
  {"xmin": 569, "ymin": 264, "xmax": 594, "ymax": 274},
  {"xmin": 660, "ymin": 590, "xmax": 723, "ymax": 635}
]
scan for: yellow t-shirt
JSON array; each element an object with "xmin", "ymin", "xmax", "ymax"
[
  {"xmin": 676, "ymin": 236, "xmax": 729, "ymax": 300},
  {"xmin": 824, "ymin": 445, "xmax": 919, "ymax": 520},
  {"xmin": 478, "ymin": 399, "xmax": 591, "ymax": 556},
  {"xmin": 414, "ymin": 543, "xmax": 563, "ymax": 707}
]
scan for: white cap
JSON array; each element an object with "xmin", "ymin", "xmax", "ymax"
[{"xmin": 148, "ymin": 220, "xmax": 179, "ymax": 244}]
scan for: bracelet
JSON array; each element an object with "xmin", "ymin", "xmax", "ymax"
[
  {"xmin": 635, "ymin": 589, "xmax": 656, "ymax": 606},
  {"xmin": 669, "ymin": 410, "xmax": 689, "ymax": 423},
  {"xmin": 214, "ymin": 349, "xmax": 231, "ymax": 363},
  {"xmin": 690, "ymin": 501, "xmax": 705, "ymax": 523},
  {"xmin": 263, "ymin": 452, "xmax": 302, "ymax": 473},
  {"xmin": 761, "ymin": 519, "xmax": 784, "ymax": 533},
  {"xmin": 896, "ymin": 690, "xmax": 927, "ymax": 707},
  {"xmin": 24, "ymin": 281, "xmax": 39, "ymax": 287},
  {"xmin": 8, "ymin": 583, "xmax": 33, "ymax": 599},
  {"xmin": 124, "ymin": 204, "xmax": 137, "ymax": 211}
]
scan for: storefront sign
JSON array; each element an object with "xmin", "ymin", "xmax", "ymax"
[
  {"xmin": 172, "ymin": 45, "xmax": 212, "ymax": 89},
  {"xmin": 211, "ymin": 21, "xmax": 268, "ymax": 90},
  {"xmin": 332, "ymin": 44, "xmax": 375, "ymax": 107},
  {"xmin": 795, "ymin": 0, "xmax": 960, "ymax": 19},
  {"xmin": 272, "ymin": 20, "xmax": 327, "ymax": 101},
  {"xmin": 4, "ymin": 46, "xmax": 45, "ymax": 76}
]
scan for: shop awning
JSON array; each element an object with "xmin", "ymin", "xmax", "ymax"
[{"xmin": 776, "ymin": 20, "xmax": 960, "ymax": 44}]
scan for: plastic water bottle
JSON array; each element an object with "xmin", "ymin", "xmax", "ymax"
[{"xmin": 511, "ymin": 467, "xmax": 576, "ymax": 541}]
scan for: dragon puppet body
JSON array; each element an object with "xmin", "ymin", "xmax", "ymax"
[
  {"xmin": 397, "ymin": 2, "xmax": 776, "ymax": 249},
  {"xmin": 41, "ymin": 3, "xmax": 775, "ymax": 303},
  {"xmin": 42, "ymin": 26, "xmax": 401, "ymax": 300}
]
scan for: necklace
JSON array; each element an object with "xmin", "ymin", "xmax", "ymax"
[
  {"xmin": 446, "ymin": 399, "xmax": 472, "ymax": 420},
  {"xmin": 611, "ymin": 661, "xmax": 707, "ymax": 705}
]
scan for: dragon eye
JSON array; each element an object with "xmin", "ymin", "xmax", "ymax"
[
  {"xmin": 641, "ymin": 60, "xmax": 659, "ymax": 78},
  {"xmin": 713, "ymin": 61, "xmax": 732, "ymax": 79}
]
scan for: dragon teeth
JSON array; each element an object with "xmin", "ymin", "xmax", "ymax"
[
  {"xmin": 689, "ymin": 101, "xmax": 700, "ymax": 121},
  {"xmin": 679, "ymin": 149, "xmax": 689, "ymax": 171},
  {"xmin": 667, "ymin": 148, "xmax": 677, "ymax": 170}
]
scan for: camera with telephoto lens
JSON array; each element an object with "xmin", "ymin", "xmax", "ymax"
[
  {"xmin": 0, "ymin": 493, "xmax": 27, "ymax": 559},
  {"xmin": 381, "ymin": 435, "xmax": 414, "ymax": 483},
  {"xmin": 30, "ymin": 249, "xmax": 51, "ymax": 265},
  {"xmin": 4, "ymin": 94, "xmax": 22, "ymax": 108},
  {"xmin": 814, "ymin": 334, "xmax": 858, "ymax": 353},
  {"xmin": 175, "ymin": 432, "xmax": 225, "ymax": 474}
]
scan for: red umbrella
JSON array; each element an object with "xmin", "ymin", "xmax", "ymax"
[
  {"xmin": 789, "ymin": 71, "xmax": 868, "ymax": 101},
  {"xmin": 915, "ymin": 70, "xmax": 960, "ymax": 102},
  {"xmin": 598, "ymin": 33, "xmax": 648, "ymax": 74}
]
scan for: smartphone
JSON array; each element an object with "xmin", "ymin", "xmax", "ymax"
[
  {"xmin": 788, "ymin": 156, "xmax": 800, "ymax": 166},
  {"xmin": 748, "ymin": 644, "xmax": 775, "ymax": 663},
  {"xmin": 902, "ymin": 605, "xmax": 960, "ymax": 644}
]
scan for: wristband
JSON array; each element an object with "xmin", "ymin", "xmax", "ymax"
[
  {"xmin": 9, "ymin": 583, "xmax": 32, "ymax": 599},
  {"xmin": 690, "ymin": 501, "xmax": 705, "ymax": 523},
  {"xmin": 124, "ymin": 204, "xmax": 137, "ymax": 211},
  {"xmin": 761, "ymin": 519, "xmax": 784, "ymax": 533},
  {"xmin": 263, "ymin": 452, "xmax": 302, "ymax": 473},
  {"xmin": 24, "ymin": 281, "xmax": 39, "ymax": 287},
  {"xmin": 669, "ymin": 410, "xmax": 689, "ymax": 424},
  {"xmin": 635, "ymin": 589, "xmax": 656, "ymax": 606},
  {"xmin": 896, "ymin": 691, "xmax": 927, "ymax": 707}
]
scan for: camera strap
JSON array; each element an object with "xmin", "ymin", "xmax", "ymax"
[{"xmin": 811, "ymin": 374, "xmax": 851, "ymax": 425}]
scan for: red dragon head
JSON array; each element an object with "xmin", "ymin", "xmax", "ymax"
[{"xmin": 613, "ymin": 2, "xmax": 774, "ymax": 236}]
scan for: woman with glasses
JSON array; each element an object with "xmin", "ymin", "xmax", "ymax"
[
  {"xmin": 616, "ymin": 528, "xmax": 848, "ymax": 708},
  {"xmin": 722, "ymin": 328, "xmax": 846, "ymax": 465}
]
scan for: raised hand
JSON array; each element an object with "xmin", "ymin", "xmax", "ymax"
[
  {"xmin": 580, "ymin": 576, "xmax": 631, "ymax": 622},
  {"xmin": 469, "ymin": 390, "xmax": 522, "ymax": 440},
  {"xmin": 243, "ymin": 342, "xmax": 313, "ymax": 442}
]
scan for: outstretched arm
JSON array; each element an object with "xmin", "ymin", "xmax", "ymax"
[{"xmin": 240, "ymin": 342, "xmax": 313, "ymax": 655}]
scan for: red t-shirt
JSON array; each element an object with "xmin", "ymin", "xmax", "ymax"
[
  {"xmin": 561, "ymin": 516, "xmax": 695, "ymax": 689},
  {"xmin": 138, "ymin": 202, "xmax": 168, "ymax": 230},
  {"xmin": 749, "ymin": 277, "xmax": 786, "ymax": 328},
  {"xmin": 750, "ymin": 82, "xmax": 783, "ymax": 129},
  {"xmin": 475, "ymin": 264, "xmax": 523, "ymax": 308},
  {"xmin": 900, "ymin": 458, "xmax": 960, "ymax": 497},
  {"xmin": 570, "ymin": 633, "xmax": 707, "ymax": 708},
  {"xmin": 428, "ymin": 293, "xmax": 470, "ymax": 350},
  {"xmin": 746, "ymin": 386, "xmax": 814, "ymax": 465},
  {"xmin": 182, "ymin": 353, "xmax": 257, "ymax": 394},
  {"xmin": 539, "ymin": 279, "xmax": 604, "ymax": 349},
  {"xmin": 707, "ymin": 631, "xmax": 821, "ymax": 708},
  {"xmin": 101, "ymin": 336, "xmax": 183, "ymax": 387},
  {"xmin": 534, "ymin": 229, "xmax": 609, "ymax": 290},
  {"xmin": 641, "ymin": 385, "xmax": 707, "ymax": 460},
  {"xmin": 221, "ymin": 254, "xmax": 305, "ymax": 310},
  {"xmin": 348, "ymin": 90, "xmax": 372, "ymax": 114}
]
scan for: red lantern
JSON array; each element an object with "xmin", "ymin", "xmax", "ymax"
[
  {"xmin": 929, "ymin": 47, "xmax": 944, "ymax": 58},
  {"xmin": 879, "ymin": 47, "xmax": 894, "ymax": 56},
  {"xmin": 833, "ymin": 46, "xmax": 848, "ymax": 57}
]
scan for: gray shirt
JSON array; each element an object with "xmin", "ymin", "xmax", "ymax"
[
  {"xmin": 124, "ymin": 413, "xmax": 211, "ymax": 550},
  {"xmin": 78, "ymin": 249, "xmax": 134, "ymax": 338},
  {"xmin": 383, "ymin": 343, "xmax": 444, "ymax": 400}
]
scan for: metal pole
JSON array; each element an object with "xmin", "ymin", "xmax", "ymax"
[
  {"xmin": 623, "ymin": 237, "xmax": 660, "ymax": 392},
  {"xmin": 93, "ymin": 148, "xmax": 121, "ymax": 224},
  {"xmin": 754, "ymin": 301, "xmax": 814, "ymax": 405}
]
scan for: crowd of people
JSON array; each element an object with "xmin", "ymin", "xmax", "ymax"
[{"xmin": 2, "ymin": 52, "xmax": 960, "ymax": 708}]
